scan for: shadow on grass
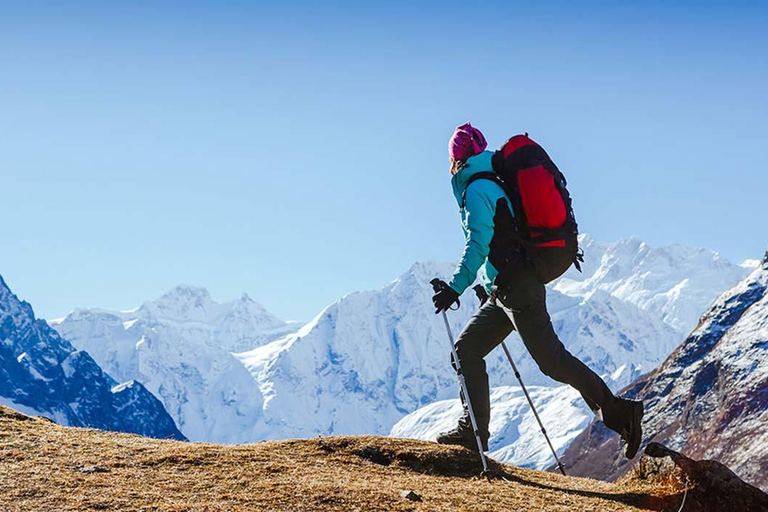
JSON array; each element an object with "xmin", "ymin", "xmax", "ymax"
[{"xmin": 495, "ymin": 468, "xmax": 684, "ymax": 511}]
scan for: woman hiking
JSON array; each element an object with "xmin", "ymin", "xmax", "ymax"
[{"xmin": 431, "ymin": 122, "xmax": 644, "ymax": 459}]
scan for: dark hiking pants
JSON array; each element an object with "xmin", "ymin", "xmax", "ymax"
[{"xmin": 453, "ymin": 270, "xmax": 616, "ymax": 436}]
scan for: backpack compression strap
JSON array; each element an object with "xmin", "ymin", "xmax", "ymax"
[{"xmin": 460, "ymin": 172, "xmax": 503, "ymax": 209}]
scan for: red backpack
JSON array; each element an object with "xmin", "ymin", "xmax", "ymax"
[{"xmin": 467, "ymin": 133, "xmax": 582, "ymax": 283}]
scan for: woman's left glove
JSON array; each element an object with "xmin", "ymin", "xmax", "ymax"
[
  {"xmin": 472, "ymin": 284, "xmax": 489, "ymax": 306},
  {"xmin": 430, "ymin": 278, "xmax": 460, "ymax": 314}
]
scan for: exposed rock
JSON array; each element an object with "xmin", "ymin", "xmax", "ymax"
[
  {"xmin": 75, "ymin": 465, "xmax": 109, "ymax": 474},
  {"xmin": 399, "ymin": 490, "xmax": 422, "ymax": 502},
  {"xmin": 643, "ymin": 443, "xmax": 768, "ymax": 511}
]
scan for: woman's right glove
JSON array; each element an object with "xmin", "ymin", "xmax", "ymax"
[{"xmin": 430, "ymin": 278, "xmax": 460, "ymax": 314}]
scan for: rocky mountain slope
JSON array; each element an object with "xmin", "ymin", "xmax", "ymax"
[
  {"xmin": 0, "ymin": 274, "xmax": 183, "ymax": 440},
  {"xmin": 51, "ymin": 285, "xmax": 300, "ymax": 443},
  {"xmin": 559, "ymin": 251, "xmax": 768, "ymax": 491},
  {"xmin": 5, "ymin": 404, "xmax": 767, "ymax": 511}
]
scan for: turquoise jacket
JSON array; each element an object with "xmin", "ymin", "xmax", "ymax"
[{"xmin": 448, "ymin": 151, "xmax": 514, "ymax": 295}]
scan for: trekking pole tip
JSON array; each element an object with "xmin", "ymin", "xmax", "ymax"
[{"xmin": 481, "ymin": 468, "xmax": 496, "ymax": 482}]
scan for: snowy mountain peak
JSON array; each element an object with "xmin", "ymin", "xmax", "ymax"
[
  {"xmin": 395, "ymin": 261, "xmax": 456, "ymax": 288},
  {"xmin": 234, "ymin": 237, "xmax": 747, "ymax": 448},
  {"xmin": 166, "ymin": 283, "xmax": 211, "ymax": 298},
  {"xmin": 146, "ymin": 285, "xmax": 214, "ymax": 319},
  {"xmin": 128, "ymin": 285, "xmax": 288, "ymax": 336},
  {"xmin": 736, "ymin": 248, "xmax": 768, "ymax": 272},
  {"xmin": 236, "ymin": 293, "xmax": 287, "ymax": 316},
  {"xmin": 740, "ymin": 259, "xmax": 759, "ymax": 269},
  {"xmin": 0, "ymin": 277, "xmax": 35, "ymax": 332}
]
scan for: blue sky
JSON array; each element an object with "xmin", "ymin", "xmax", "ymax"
[{"xmin": 2, "ymin": 1, "xmax": 767, "ymax": 321}]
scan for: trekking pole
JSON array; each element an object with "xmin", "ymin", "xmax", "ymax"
[
  {"xmin": 430, "ymin": 279, "xmax": 490, "ymax": 475},
  {"xmin": 500, "ymin": 341, "xmax": 567, "ymax": 476}
]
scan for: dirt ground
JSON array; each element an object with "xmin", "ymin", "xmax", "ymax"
[{"xmin": 0, "ymin": 406, "xmax": 688, "ymax": 511}]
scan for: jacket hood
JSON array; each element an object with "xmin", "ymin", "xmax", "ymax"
[{"xmin": 451, "ymin": 150, "xmax": 494, "ymax": 206}]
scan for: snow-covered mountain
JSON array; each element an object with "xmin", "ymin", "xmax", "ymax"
[
  {"xmin": 559, "ymin": 250, "xmax": 768, "ymax": 491},
  {"xmin": 51, "ymin": 285, "xmax": 300, "ymax": 443},
  {"xmin": 0, "ymin": 273, "xmax": 184, "ymax": 440},
  {"xmin": 49, "ymin": 237, "xmax": 750, "ymax": 456}
]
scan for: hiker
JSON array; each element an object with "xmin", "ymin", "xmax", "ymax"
[{"xmin": 431, "ymin": 122, "xmax": 644, "ymax": 459}]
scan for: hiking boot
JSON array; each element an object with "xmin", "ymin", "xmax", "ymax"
[
  {"xmin": 603, "ymin": 398, "xmax": 644, "ymax": 459},
  {"xmin": 622, "ymin": 400, "xmax": 644, "ymax": 459},
  {"xmin": 436, "ymin": 423, "xmax": 489, "ymax": 452}
]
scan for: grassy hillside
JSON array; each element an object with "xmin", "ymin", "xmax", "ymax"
[{"xmin": 0, "ymin": 405, "xmax": 702, "ymax": 511}]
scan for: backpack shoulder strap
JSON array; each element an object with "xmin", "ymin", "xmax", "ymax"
[{"xmin": 461, "ymin": 172, "xmax": 501, "ymax": 208}]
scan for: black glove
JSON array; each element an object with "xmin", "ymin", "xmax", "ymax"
[
  {"xmin": 430, "ymin": 278, "xmax": 460, "ymax": 314},
  {"xmin": 472, "ymin": 285, "xmax": 489, "ymax": 306}
]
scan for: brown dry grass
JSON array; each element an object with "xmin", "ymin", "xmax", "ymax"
[{"xmin": 0, "ymin": 406, "xmax": 683, "ymax": 511}]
